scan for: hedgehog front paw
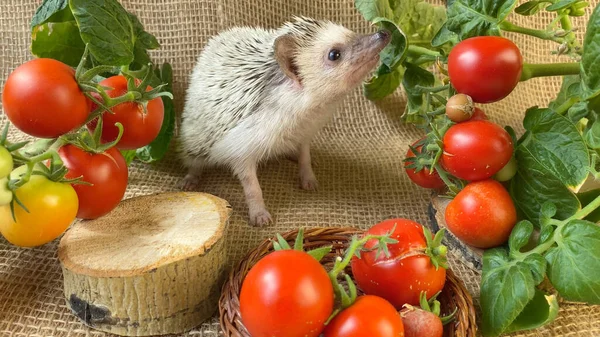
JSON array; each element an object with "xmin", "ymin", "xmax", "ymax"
[
  {"xmin": 300, "ymin": 171, "xmax": 319, "ymax": 191},
  {"xmin": 180, "ymin": 174, "xmax": 200, "ymax": 191},
  {"xmin": 249, "ymin": 208, "xmax": 273, "ymax": 227}
]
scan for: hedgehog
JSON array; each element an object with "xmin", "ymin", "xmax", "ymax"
[{"xmin": 178, "ymin": 16, "xmax": 391, "ymax": 226}]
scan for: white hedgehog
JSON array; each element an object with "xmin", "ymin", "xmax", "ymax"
[{"xmin": 178, "ymin": 16, "xmax": 390, "ymax": 226}]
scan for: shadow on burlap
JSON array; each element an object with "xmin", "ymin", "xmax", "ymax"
[{"xmin": 1, "ymin": 0, "xmax": 599, "ymax": 336}]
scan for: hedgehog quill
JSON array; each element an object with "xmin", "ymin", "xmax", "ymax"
[{"xmin": 178, "ymin": 16, "xmax": 391, "ymax": 226}]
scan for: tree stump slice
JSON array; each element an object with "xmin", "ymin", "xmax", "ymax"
[{"xmin": 57, "ymin": 192, "xmax": 232, "ymax": 336}]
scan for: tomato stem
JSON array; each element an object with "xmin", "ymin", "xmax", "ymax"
[
  {"xmin": 499, "ymin": 21, "xmax": 564, "ymax": 44},
  {"xmin": 519, "ymin": 62, "xmax": 580, "ymax": 82},
  {"xmin": 558, "ymin": 13, "xmax": 583, "ymax": 55},
  {"xmin": 567, "ymin": 194, "xmax": 600, "ymax": 222},
  {"xmin": 407, "ymin": 45, "xmax": 441, "ymax": 58}
]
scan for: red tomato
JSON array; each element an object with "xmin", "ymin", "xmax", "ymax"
[
  {"xmin": 448, "ymin": 36, "xmax": 523, "ymax": 103},
  {"xmin": 405, "ymin": 139, "xmax": 445, "ymax": 189},
  {"xmin": 323, "ymin": 295, "xmax": 404, "ymax": 337},
  {"xmin": 2, "ymin": 59, "xmax": 90, "ymax": 138},
  {"xmin": 89, "ymin": 76, "xmax": 164, "ymax": 150},
  {"xmin": 351, "ymin": 219, "xmax": 447, "ymax": 309},
  {"xmin": 470, "ymin": 107, "xmax": 488, "ymax": 121},
  {"xmin": 58, "ymin": 145, "xmax": 128, "ymax": 219},
  {"xmin": 240, "ymin": 250, "xmax": 334, "ymax": 337},
  {"xmin": 441, "ymin": 120, "xmax": 513, "ymax": 181},
  {"xmin": 445, "ymin": 180, "xmax": 517, "ymax": 248}
]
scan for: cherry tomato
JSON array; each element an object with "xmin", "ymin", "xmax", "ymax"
[
  {"xmin": 445, "ymin": 179, "xmax": 517, "ymax": 248},
  {"xmin": 88, "ymin": 75, "xmax": 164, "ymax": 150},
  {"xmin": 351, "ymin": 219, "xmax": 447, "ymax": 309},
  {"xmin": 441, "ymin": 120, "xmax": 513, "ymax": 181},
  {"xmin": 448, "ymin": 36, "xmax": 523, "ymax": 103},
  {"xmin": 0, "ymin": 166, "xmax": 78, "ymax": 247},
  {"xmin": 2, "ymin": 59, "xmax": 91, "ymax": 138},
  {"xmin": 0, "ymin": 146, "xmax": 13, "ymax": 178},
  {"xmin": 323, "ymin": 295, "xmax": 404, "ymax": 337},
  {"xmin": 405, "ymin": 139, "xmax": 445, "ymax": 189},
  {"xmin": 240, "ymin": 249, "xmax": 334, "ymax": 337},
  {"xmin": 58, "ymin": 145, "xmax": 128, "ymax": 219},
  {"xmin": 494, "ymin": 156, "xmax": 518, "ymax": 182},
  {"xmin": 401, "ymin": 307, "xmax": 444, "ymax": 337},
  {"xmin": 0, "ymin": 177, "xmax": 12, "ymax": 206},
  {"xmin": 470, "ymin": 107, "xmax": 488, "ymax": 121}
]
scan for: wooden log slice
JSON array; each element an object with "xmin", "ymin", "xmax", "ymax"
[{"xmin": 57, "ymin": 192, "xmax": 232, "ymax": 336}]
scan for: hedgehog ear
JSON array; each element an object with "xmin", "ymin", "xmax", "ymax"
[{"xmin": 274, "ymin": 34, "xmax": 301, "ymax": 85}]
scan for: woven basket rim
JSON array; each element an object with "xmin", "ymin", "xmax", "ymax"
[{"xmin": 218, "ymin": 226, "xmax": 478, "ymax": 337}]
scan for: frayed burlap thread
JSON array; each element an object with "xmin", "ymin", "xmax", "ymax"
[{"xmin": 1, "ymin": 0, "xmax": 599, "ymax": 336}]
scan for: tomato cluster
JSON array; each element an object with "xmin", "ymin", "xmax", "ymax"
[
  {"xmin": 239, "ymin": 220, "xmax": 451, "ymax": 337},
  {"xmin": 0, "ymin": 58, "xmax": 166, "ymax": 247},
  {"xmin": 404, "ymin": 36, "xmax": 522, "ymax": 249}
]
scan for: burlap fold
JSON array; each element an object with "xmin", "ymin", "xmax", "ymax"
[{"xmin": 1, "ymin": 0, "xmax": 599, "ymax": 336}]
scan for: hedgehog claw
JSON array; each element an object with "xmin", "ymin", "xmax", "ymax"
[
  {"xmin": 180, "ymin": 174, "xmax": 200, "ymax": 191},
  {"xmin": 249, "ymin": 209, "xmax": 273, "ymax": 227}
]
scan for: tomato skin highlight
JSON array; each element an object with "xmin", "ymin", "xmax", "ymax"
[
  {"xmin": 441, "ymin": 120, "xmax": 513, "ymax": 181},
  {"xmin": 58, "ymin": 145, "xmax": 128, "ymax": 219},
  {"xmin": 89, "ymin": 75, "xmax": 164, "ymax": 150},
  {"xmin": 448, "ymin": 36, "xmax": 523, "ymax": 103},
  {"xmin": 323, "ymin": 295, "xmax": 405, "ymax": 337},
  {"xmin": 445, "ymin": 180, "xmax": 517, "ymax": 248},
  {"xmin": 2, "ymin": 58, "xmax": 90, "ymax": 138},
  {"xmin": 405, "ymin": 140, "xmax": 445, "ymax": 189},
  {"xmin": 239, "ymin": 249, "xmax": 334, "ymax": 337},
  {"xmin": 0, "ymin": 166, "xmax": 78, "ymax": 247},
  {"xmin": 351, "ymin": 219, "xmax": 446, "ymax": 309}
]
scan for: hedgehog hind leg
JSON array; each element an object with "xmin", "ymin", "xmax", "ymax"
[{"xmin": 179, "ymin": 156, "xmax": 207, "ymax": 191}]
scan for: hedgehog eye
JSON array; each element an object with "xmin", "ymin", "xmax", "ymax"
[{"xmin": 328, "ymin": 49, "xmax": 341, "ymax": 61}]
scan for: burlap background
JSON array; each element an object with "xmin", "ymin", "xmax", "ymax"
[{"xmin": 1, "ymin": 0, "xmax": 599, "ymax": 336}]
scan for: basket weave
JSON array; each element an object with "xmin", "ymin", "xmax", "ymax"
[{"xmin": 219, "ymin": 227, "xmax": 477, "ymax": 337}]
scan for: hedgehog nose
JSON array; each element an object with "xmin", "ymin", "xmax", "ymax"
[{"xmin": 376, "ymin": 29, "xmax": 391, "ymax": 40}]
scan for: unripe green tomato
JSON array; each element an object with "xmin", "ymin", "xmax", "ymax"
[
  {"xmin": 0, "ymin": 177, "xmax": 12, "ymax": 206},
  {"xmin": 494, "ymin": 156, "xmax": 517, "ymax": 182},
  {"xmin": 0, "ymin": 146, "xmax": 14, "ymax": 178}
]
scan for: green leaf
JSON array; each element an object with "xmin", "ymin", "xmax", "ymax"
[
  {"xmin": 545, "ymin": 219, "xmax": 600, "ymax": 303},
  {"xmin": 392, "ymin": 0, "xmax": 448, "ymax": 50},
  {"xmin": 568, "ymin": 101, "xmax": 590, "ymax": 123},
  {"xmin": 120, "ymin": 150, "xmax": 136, "ymax": 166},
  {"xmin": 444, "ymin": 0, "xmax": 518, "ymax": 39},
  {"xmin": 31, "ymin": 0, "xmax": 71, "ymax": 28},
  {"xmin": 504, "ymin": 290, "xmax": 559, "ymax": 334},
  {"xmin": 581, "ymin": 2, "xmax": 600, "ymax": 100},
  {"xmin": 546, "ymin": 0, "xmax": 581, "ymax": 11},
  {"xmin": 432, "ymin": 23, "xmax": 459, "ymax": 47},
  {"xmin": 585, "ymin": 121, "xmax": 600, "ymax": 149},
  {"xmin": 363, "ymin": 66, "xmax": 403, "ymax": 100},
  {"xmin": 481, "ymin": 248, "xmax": 540, "ymax": 336},
  {"xmin": 129, "ymin": 13, "xmax": 160, "ymax": 70},
  {"xmin": 275, "ymin": 234, "xmax": 291, "ymax": 250},
  {"xmin": 402, "ymin": 63, "xmax": 435, "ymax": 118},
  {"xmin": 508, "ymin": 220, "xmax": 534, "ymax": 253},
  {"xmin": 548, "ymin": 75, "xmax": 581, "ymax": 111},
  {"xmin": 372, "ymin": 18, "xmax": 408, "ymax": 71},
  {"xmin": 31, "ymin": 21, "xmax": 85, "ymax": 67},
  {"xmin": 577, "ymin": 189, "xmax": 600, "ymax": 222},
  {"xmin": 294, "ymin": 228, "xmax": 305, "ymax": 251},
  {"xmin": 355, "ymin": 0, "xmax": 393, "ymax": 22},
  {"xmin": 515, "ymin": 0, "xmax": 552, "ymax": 15},
  {"xmin": 520, "ymin": 108, "xmax": 589, "ymax": 188},
  {"xmin": 510, "ymin": 145, "xmax": 581, "ymax": 225},
  {"xmin": 307, "ymin": 246, "xmax": 333, "ymax": 262},
  {"xmin": 134, "ymin": 63, "xmax": 175, "ymax": 163}
]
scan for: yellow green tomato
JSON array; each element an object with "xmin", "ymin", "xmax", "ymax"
[
  {"xmin": 0, "ymin": 146, "xmax": 13, "ymax": 178},
  {"xmin": 494, "ymin": 156, "xmax": 518, "ymax": 182},
  {"xmin": 0, "ymin": 177, "xmax": 12, "ymax": 206},
  {"xmin": 0, "ymin": 165, "xmax": 78, "ymax": 247}
]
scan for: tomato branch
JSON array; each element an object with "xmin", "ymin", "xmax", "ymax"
[
  {"xmin": 499, "ymin": 21, "xmax": 564, "ymax": 44},
  {"xmin": 559, "ymin": 14, "xmax": 583, "ymax": 55},
  {"xmin": 407, "ymin": 45, "xmax": 442, "ymax": 58},
  {"xmin": 519, "ymin": 62, "xmax": 580, "ymax": 81}
]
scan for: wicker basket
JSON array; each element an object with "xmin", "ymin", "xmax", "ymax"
[{"xmin": 219, "ymin": 227, "xmax": 478, "ymax": 337}]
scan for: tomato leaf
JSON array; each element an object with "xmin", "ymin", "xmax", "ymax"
[
  {"xmin": 508, "ymin": 220, "xmax": 534, "ymax": 253},
  {"xmin": 581, "ymin": 2, "xmax": 600, "ymax": 100},
  {"xmin": 354, "ymin": 0, "xmax": 394, "ymax": 22},
  {"xmin": 363, "ymin": 66, "xmax": 403, "ymax": 100},
  {"xmin": 431, "ymin": 23, "xmax": 459, "ymax": 47},
  {"xmin": 545, "ymin": 219, "xmax": 600, "ymax": 304},
  {"xmin": 31, "ymin": 21, "xmax": 85, "ymax": 67},
  {"xmin": 306, "ymin": 246, "xmax": 332, "ymax": 262},
  {"xmin": 444, "ymin": 0, "xmax": 518, "ymax": 39},
  {"xmin": 69, "ymin": 0, "xmax": 160, "ymax": 67},
  {"xmin": 135, "ymin": 63, "xmax": 175, "ymax": 163},
  {"xmin": 402, "ymin": 64, "xmax": 435, "ymax": 121},
  {"xmin": 514, "ymin": 0, "xmax": 552, "ymax": 15},
  {"xmin": 391, "ymin": 0, "xmax": 448, "ymax": 50},
  {"xmin": 480, "ymin": 247, "xmax": 540, "ymax": 337},
  {"xmin": 577, "ymin": 189, "xmax": 600, "ymax": 222},
  {"xmin": 510, "ymin": 145, "xmax": 581, "ymax": 225},
  {"xmin": 503, "ymin": 290, "xmax": 559, "ymax": 334},
  {"xmin": 546, "ymin": 0, "xmax": 582, "ymax": 11},
  {"xmin": 548, "ymin": 75, "xmax": 582, "ymax": 111},
  {"xmin": 120, "ymin": 150, "xmax": 136, "ymax": 166},
  {"xmin": 294, "ymin": 228, "xmax": 305, "ymax": 251},
  {"xmin": 31, "ymin": 0, "xmax": 71, "ymax": 28},
  {"xmin": 520, "ymin": 108, "xmax": 589, "ymax": 188}
]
